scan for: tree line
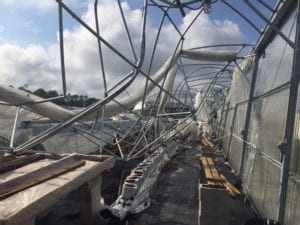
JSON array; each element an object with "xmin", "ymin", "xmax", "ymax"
[{"xmin": 18, "ymin": 86, "xmax": 98, "ymax": 107}]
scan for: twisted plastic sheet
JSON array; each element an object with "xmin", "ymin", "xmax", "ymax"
[
  {"xmin": 228, "ymin": 58, "xmax": 253, "ymax": 107},
  {"xmin": 0, "ymin": 105, "xmax": 39, "ymax": 147}
]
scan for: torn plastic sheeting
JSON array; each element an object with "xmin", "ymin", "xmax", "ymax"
[
  {"xmin": 157, "ymin": 66, "xmax": 177, "ymax": 114},
  {"xmin": 0, "ymin": 105, "xmax": 38, "ymax": 142},
  {"xmin": 194, "ymin": 92, "xmax": 209, "ymax": 122},
  {"xmin": 181, "ymin": 50, "xmax": 237, "ymax": 62},
  {"xmin": 155, "ymin": 65, "xmax": 178, "ymax": 137},
  {"xmin": 227, "ymin": 56, "xmax": 254, "ymax": 107}
]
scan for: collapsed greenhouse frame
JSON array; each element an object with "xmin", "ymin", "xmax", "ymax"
[{"xmin": 0, "ymin": 0, "xmax": 299, "ymax": 224}]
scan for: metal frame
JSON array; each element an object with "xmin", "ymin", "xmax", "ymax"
[
  {"xmin": 225, "ymin": 103, "xmax": 238, "ymax": 158},
  {"xmin": 238, "ymin": 54, "xmax": 260, "ymax": 178},
  {"xmin": 278, "ymin": 0, "xmax": 300, "ymax": 223},
  {"xmin": 0, "ymin": 1, "xmax": 288, "ymax": 160}
]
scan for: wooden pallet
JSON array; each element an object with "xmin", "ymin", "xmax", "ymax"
[
  {"xmin": 201, "ymin": 136, "xmax": 215, "ymax": 149},
  {"xmin": 199, "ymin": 156, "xmax": 241, "ymax": 197}
]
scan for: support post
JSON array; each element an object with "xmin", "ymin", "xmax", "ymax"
[
  {"xmin": 10, "ymin": 106, "xmax": 20, "ymax": 150},
  {"xmin": 278, "ymin": 1, "xmax": 300, "ymax": 223},
  {"xmin": 80, "ymin": 175, "xmax": 102, "ymax": 225},
  {"xmin": 239, "ymin": 54, "xmax": 260, "ymax": 178},
  {"xmin": 226, "ymin": 104, "xmax": 238, "ymax": 158},
  {"xmin": 217, "ymin": 100, "xmax": 228, "ymax": 137}
]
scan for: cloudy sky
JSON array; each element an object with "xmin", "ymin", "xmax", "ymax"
[{"xmin": 0, "ymin": 0, "xmax": 275, "ymax": 98}]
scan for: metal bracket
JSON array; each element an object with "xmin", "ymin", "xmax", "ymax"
[
  {"xmin": 241, "ymin": 129, "xmax": 247, "ymax": 139},
  {"xmin": 277, "ymin": 140, "xmax": 287, "ymax": 155},
  {"xmin": 175, "ymin": 0, "xmax": 186, "ymax": 17}
]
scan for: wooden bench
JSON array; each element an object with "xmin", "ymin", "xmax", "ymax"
[{"xmin": 0, "ymin": 154, "xmax": 115, "ymax": 225}]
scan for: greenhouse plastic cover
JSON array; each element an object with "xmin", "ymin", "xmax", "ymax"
[{"xmin": 221, "ymin": 9, "xmax": 300, "ymax": 223}]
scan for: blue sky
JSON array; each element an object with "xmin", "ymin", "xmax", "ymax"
[
  {"xmin": 0, "ymin": 1, "xmax": 82, "ymax": 46},
  {"xmin": 0, "ymin": 0, "xmax": 276, "ymax": 46},
  {"xmin": 0, "ymin": 0, "xmax": 277, "ymax": 96}
]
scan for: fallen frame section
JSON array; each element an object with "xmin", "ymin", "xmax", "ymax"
[{"xmin": 102, "ymin": 145, "xmax": 178, "ymax": 221}]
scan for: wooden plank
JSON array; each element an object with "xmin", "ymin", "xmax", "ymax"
[
  {"xmin": 0, "ymin": 156, "xmax": 85, "ymax": 199},
  {"xmin": 206, "ymin": 158, "xmax": 221, "ymax": 180},
  {"xmin": 200, "ymin": 157, "xmax": 215, "ymax": 186},
  {"xmin": 201, "ymin": 138, "xmax": 206, "ymax": 146},
  {"xmin": 203, "ymin": 136, "xmax": 215, "ymax": 148},
  {"xmin": 220, "ymin": 174, "xmax": 241, "ymax": 197},
  {"xmin": 74, "ymin": 154, "xmax": 109, "ymax": 162},
  {"xmin": 199, "ymin": 156, "xmax": 240, "ymax": 194},
  {"xmin": 199, "ymin": 157, "xmax": 225, "ymax": 188},
  {"xmin": 0, "ymin": 155, "xmax": 45, "ymax": 174},
  {"xmin": 201, "ymin": 138, "xmax": 209, "ymax": 147},
  {"xmin": 200, "ymin": 157, "xmax": 213, "ymax": 180},
  {"xmin": 0, "ymin": 159, "xmax": 53, "ymax": 183},
  {"xmin": 206, "ymin": 158, "xmax": 224, "ymax": 188}
]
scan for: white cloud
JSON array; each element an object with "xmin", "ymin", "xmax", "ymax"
[
  {"xmin": 0, "ymin": 1, "xmax": 245, "ymax": 98},
  {"xmin": 0, "ymin": 43, "xmax": 60, "ymax": 90},
  {"xmin": 181, "ymin": 11, "xmax": 245, "ymax": 49}
]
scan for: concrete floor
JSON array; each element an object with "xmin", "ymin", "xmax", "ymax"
[
  {"xmin": 126, "ymin": 141, "xmax": 256, "ymax": 225},
  {"xmin": 126, "ymin": 143, "xmax": 201, "ymax": 225}
]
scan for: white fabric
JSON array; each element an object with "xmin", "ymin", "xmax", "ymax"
[{"xmin": 181, "ymin": 50, "xmax": 237, "ymax": 62}]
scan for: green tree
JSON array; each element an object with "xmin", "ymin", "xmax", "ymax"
[
  {"xmin": 47, "ymin": 90, "xmax": 59, "ymax": 98},
  {"xmin": 33, "ymin": 88, "xmax": 47, "ymax": 98}
]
